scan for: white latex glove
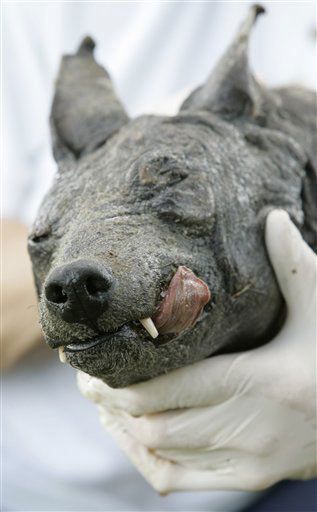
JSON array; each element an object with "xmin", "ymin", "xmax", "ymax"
[{"xmin": 78, "ymin": 210, "xmax": 317, "ymax": 493}]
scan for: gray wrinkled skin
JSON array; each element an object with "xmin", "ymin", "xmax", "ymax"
[{"xmin": 29, "ymin": 6, "xmax": 316, "ymax": 387}]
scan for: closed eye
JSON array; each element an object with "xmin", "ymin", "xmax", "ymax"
[
  {"xmin": 28, "ymin": 229, "xmax": 51, "ymax": 244},
  {"xmin": 128, "ymin": 155, "xmax": 215, "ymax": 235},
  {"xmin": 137, "ymin": 156, "xmax": 188, "ymax": 188}
]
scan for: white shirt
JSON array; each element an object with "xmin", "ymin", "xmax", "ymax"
[{"xmin": 2, "ymin": 2, "xmax": 315, "ymax": 510}]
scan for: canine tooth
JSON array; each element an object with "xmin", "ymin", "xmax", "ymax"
[
  {"xmin": 58, "ymin": 346, "xmax": 67, "ymax": 363},
  {"xmin": 140, "ymin": 318, "xmax": 159, "ymax": 339}
]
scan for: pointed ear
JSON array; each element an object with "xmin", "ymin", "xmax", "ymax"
[
  {"xmin": 180, "ymin": 4, "xmax": 265, "ymax": 120},
  {"xmin": 51, "ymin": 36, "xmax": 129, "ymax": 162}
]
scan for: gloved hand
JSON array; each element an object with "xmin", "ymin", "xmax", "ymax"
[{"xmin": 78, "ymin": 210, "xmax": 317, "ymax": 493}]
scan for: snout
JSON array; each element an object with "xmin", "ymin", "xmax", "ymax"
[{"xmin": 44, "ymin": 259, "xmax": 114, "ymax": 327}]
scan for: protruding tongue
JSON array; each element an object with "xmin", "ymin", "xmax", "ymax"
[{"xmin": 153, "ymin": 266, "xmax": 211, "ymax": 335}]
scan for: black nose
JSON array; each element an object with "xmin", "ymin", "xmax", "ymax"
[{"xmin": 44, "ymin": 259, "xmax": 114, "ymax": 326}]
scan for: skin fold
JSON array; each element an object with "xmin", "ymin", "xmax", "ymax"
[{"xmin": 29, "ymin": 5, "xmax": 317, "ymax": 387}]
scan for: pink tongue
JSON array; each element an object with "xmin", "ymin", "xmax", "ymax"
[{"xmin": 153, "ymin": 266, "xmax": 211, "ymax": 335}]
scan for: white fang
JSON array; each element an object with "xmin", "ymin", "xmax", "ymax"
[
  {"xmin": 140, "ymin": 318, "xmax": 159, "ymax": 339},
  {"xmin": 59, "ymin": 346, "xmax": 67, "ymax": 363}
]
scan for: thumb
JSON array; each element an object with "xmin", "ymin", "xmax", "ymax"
[{"xmin": 265, "ymin": 209, "xmax": 316, "ymax": 318}]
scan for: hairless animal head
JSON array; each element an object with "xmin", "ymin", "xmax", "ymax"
[{"xmin": 29, "ymin": 5, "xmax": 316, "ymax": 387}]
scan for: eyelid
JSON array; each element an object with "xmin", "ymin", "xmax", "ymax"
[{"xmin": 29, "ymin": 227, "xmax": 51, "ymax": 243}]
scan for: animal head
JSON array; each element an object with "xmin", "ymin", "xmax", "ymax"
[{"xmin": 29, "ymin": 5, "xmax": 310, "ymax": 387}]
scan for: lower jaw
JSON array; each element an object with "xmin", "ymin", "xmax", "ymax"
[
  {"xmin": 63, "ymin": 325, "xmax": 180, "ymax": 388},
  {"xmin": 57, "ymin": 316, "xmax": 213, "ymax": 388}
]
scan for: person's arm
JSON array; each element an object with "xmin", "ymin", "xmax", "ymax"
[
  {"xmin": 1, "ymin": 219, "xmax": 42, "ymax": 370},
  {"xmin": 78, "ymin": 210, "xmax": 316, "ymax": 493}
]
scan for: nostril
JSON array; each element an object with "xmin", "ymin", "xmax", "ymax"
[
  {"xmin": 46, "ymin": 283, "xmax": 68, "ymax": 304},
  {"xmin": 85, "ymin": 275, "xmax": 111, "ymax": 297},
  {"xmin": 44, "ymin": 260, "xmax": 113, "ymax": 324}
]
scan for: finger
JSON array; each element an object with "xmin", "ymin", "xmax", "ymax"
[
  {"xmin": 78, "ymin": 353, "xmax": 241, "ymax": 416},
  {"xmin": 265, "ymin": 209, "xmax": 316, "ymax": 317},
  {"xmin": 77, "ymin": 370, "xmax": 126, "ymax": 407},
  {"xmin": 156, "ymin": 447, "xmax": 240, "ymax": 471},
  {"xmin": 155, "ymin": 447, "xmax": 273, "ymax": 490},
  {"xmin": 97, "ymin": 406, "xmax": 186, "ymax": 494},
  {"xmin": 108, "ymin": 394, "xmax": 274, "ymax": 455},
  {"xmin": 100, "ymin": 407, "xmax": 267, "ymax": 492},
  {"xmin": 77, "ymin": 370, "xmax": 106, "ymax": 402},
  {"xmin": 160, "ymin": 455, "xmax": 273, "ymax": 492}
]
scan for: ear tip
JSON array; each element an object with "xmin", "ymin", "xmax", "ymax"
[
  {"xmin": 77, "ymin": 35, "xmax": 96, "ymax": 55},
  {"xmin": 253, "ymin": 4, "xmax": 266, "ymax": 18}
]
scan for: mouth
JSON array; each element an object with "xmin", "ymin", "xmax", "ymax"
[
  {"xmin": 51, "ymin": 266, "xmax": 211, "ymax": 364},
  {"xmin": 57, "ymin": 320, "xmax": 162, "ymax": 364}
]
